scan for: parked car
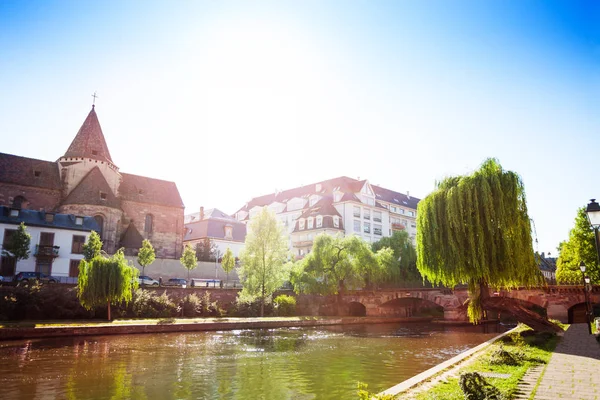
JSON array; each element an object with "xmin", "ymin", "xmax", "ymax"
[
  {"xmin": 163, "ymin": 278, "xmax": 187, "ymax": 288},
  {"xmin": 138, "ymin": 275, "xmax": 160, "ymax": 286},
  {"xmin": 14, "ymin": 272, "xmax": 59, "ymax": 284}
]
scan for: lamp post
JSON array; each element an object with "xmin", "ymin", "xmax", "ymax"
[
  {"xmin": 580, "ymin": 261, "xmax": 593, "ymax": 334},
  {"xmin": 585, "ymin": 199, "xmax": 600, "ymax": 333}
]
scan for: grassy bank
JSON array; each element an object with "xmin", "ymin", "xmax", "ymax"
[{"xmin": 408, "ymin": 324, "xmax": 562, "ymax": 399}]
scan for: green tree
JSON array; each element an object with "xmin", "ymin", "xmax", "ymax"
[
  {"xmin": 1, "ymin": 223, "xmax": 31, "ymax": 266},
  {"xmin": 137, "ymin": 239, "xmax": 156, "ymax": 283},
  {"xmin": 416, "ymin": 158, "xmax": 557, "ymax": 331},
  {"xmin": 180, "ymin": 244, "xmax": 198, "ymax": 282},
  {"xmin": 83, "ymin": 231, "xmax": 102, "ymax": 261},
  {"xmin": 372, "ymin": 230, "xmax": 420, "ymax": 285},
  {"xmin": 78, "ymin": 250, "xmax": 139, "ymax": 320},
  {"xmin": 196, "ymin": 237, "xmax": 217, "ymax": 262},
  {"xmin": 221, "ymin": 247, "xmax": 235, "ymax": 287},
  {"xmin": 238, "ymin": 208, "xmax": 289, "ymax": 317},
  {"xmin": 556, "ymin": 207, "xmax": 599, "ymax": 284},
  {"xmin": 291, "ymin": 234, "xmax": 392, "ymax": 313}
]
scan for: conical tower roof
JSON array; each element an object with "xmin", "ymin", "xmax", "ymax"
[{"xmin": 63, "ymin": 106, "xmax": 114, "ymax": 164}]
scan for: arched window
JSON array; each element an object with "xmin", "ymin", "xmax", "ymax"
[
  {"xmin": 94, "ymin": 215, "xmax": 104, "ymax": 239},
  {"xmin": 11, "ymin": 196, "xmax": 27, "ymax": 209},
  {"xmin": 145, "ymin": 214, "xmax": 153, "ymax": 234}
]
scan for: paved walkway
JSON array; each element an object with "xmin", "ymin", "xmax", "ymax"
[{"xmin": 534, "ymin": 323, "xmax": 600, "ymax": 400}]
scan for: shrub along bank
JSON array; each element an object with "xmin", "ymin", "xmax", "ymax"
[
  {"xmin": 0, "ymin": 284, "xmax": 297, "ymax": 320},
  {"xmin": 410, "ymin": 324, "xmax": 561, "ymax": 400}
]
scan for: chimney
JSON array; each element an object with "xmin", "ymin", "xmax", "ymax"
[
  {"xmin": 407, "ymin": 191, "xmax": 410, "ymax": 199},
  {"xmin": 200, "ymin": 206, "xmax": 205, "ymax": 220},
  {"xmin": 541, "ymin": 252, "xmax": 545, "ymax": 258}
]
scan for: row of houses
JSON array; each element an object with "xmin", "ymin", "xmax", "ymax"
[{"xmin": 0, "ymin": 104, "xmax": 555, "ymax": 282}]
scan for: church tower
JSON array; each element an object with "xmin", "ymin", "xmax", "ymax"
[{"xmin": 57, "ymin": 105, "xmax": 123, "ymax": 253}]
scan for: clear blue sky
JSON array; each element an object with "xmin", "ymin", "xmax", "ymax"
[{"xmin": 0, "ymin": 1, "xmax": 598, "ymax": 255}]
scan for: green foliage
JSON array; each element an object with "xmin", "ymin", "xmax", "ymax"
[
  {"xmin": 488, "ymin": 346, "xmax": 520, "ymax": 366},
  {"xmin": 181, "ymin": 292, "xmax": 223, "ymax": 317},
  {"xmin": 238, "ymin": 208, "xmax": 290, "ymax": 317},
  {"xmin": 230, "ymin": 297, "xmax": 275, "ymax": 317},
  {"xmin": 180, "ymin": 244, "xmax": 198, "ymax": 281},
  {"xmin": 77, "ymin": 250, "xmax": 139, "ymax": 310},
  {"xmin": 273, "ymin": 294, "xmax": 296, "ymax": 316},
  {"xmin": 372, "ymin": 230, "xmax": 420, "ymax": 284},
  {"xmin": 291, "ymin": 234, "xmax": 388, "ymax": 295},
  {"xmin": 458, "ymin": 372, "xmax": 503, "ymax": 400},
  {"xmin": 221, "ymin": 247, "xmax": 235, "ymax": 284},
  {"xmin": 130, "ymin": 289, "xmax": 180, "ymax": 318},
  {"xmin": 83, "ymin": 231, "xmax": 103, "ymax": 261},
  {"xmin": 356, "ymin": 382, "xmax": 395, "ymax": 400},
  {"xmin": 1, "ymin": 222, "xmax": 31, "ymax": 261},
  {"xmin": 0, "ymin": 284, "xmax": 94, "ymax": 320},
  {"xmin": 416, "ymin": 158, "xmax": 543, "ymax": 322},
  {"xmin": 556, "ymin": 207, "xmax": 599, "ymax": 283},
  {"xmin": 196, "ymin": 237, "xmax": 217, "ymax": 261},
  {"xmin": 137, "ymin": 239, "xmax": 156, "ymax": 277}
]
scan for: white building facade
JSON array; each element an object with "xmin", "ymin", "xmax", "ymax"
[
  {"xmin": 0, "ymin": 206, "xmax": 99, "ymax": 280},
  {"xmin": 183, "ymin": 207, "xmax": 247, "ymax": 258},
  {"xmin": 235, "ymin": 176, "xmax": 419, "ymax": 257}
]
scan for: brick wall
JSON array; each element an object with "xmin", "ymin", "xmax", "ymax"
[
  {"xmin": 121, "ymin": 200, "xmax": 183, "ymax": 259},
  {"xmin": 0, "ymin": 183, "xmax": 61, "ymax": 211},
  {"xmin": 59, "ymin": 204, "xmax": 123, "ymax": 253}
]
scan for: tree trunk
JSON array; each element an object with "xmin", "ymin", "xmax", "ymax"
[
  {"xmin": 107, "ymin": 300, "xmax": 111, "ymax": 321},
  {"xmin": 260, "ymin": 286, "xmax": 265, "ymax": 317},
  {"xmin": 478, "ymin": 282, "xmax": 561, "ymax": 333}
]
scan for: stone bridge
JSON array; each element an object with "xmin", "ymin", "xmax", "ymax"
[{"xmin": 296, "ymin": 286, "xmax": 600, "ymax": 323}]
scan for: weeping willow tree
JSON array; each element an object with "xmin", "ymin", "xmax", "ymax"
[
  {"xmin": 78, "ymin": 250, "xmax": 139, "ymax": 320},
  {"xmin": 417, "ymin": 158, "xmax": 559, "ymax": 331}
]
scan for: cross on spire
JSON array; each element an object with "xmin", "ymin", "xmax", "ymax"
[{"xmin": 91, "ymin": 91, "xmax": 98, "ymax": 107}]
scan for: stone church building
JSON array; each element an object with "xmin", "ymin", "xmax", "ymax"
[{"xmin": 0, "ymin": 105, "xmax": 184, "ymax": 258}]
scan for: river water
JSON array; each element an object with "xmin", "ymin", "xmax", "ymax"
[{"xmin": 0, "ymin": 322, "xmax": 505, "ymax": 400}]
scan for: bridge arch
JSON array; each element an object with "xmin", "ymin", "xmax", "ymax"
[
  {"xmin": 378, "ymin": 297, "xmax": 443, "ymax": 318},
  {"xmin": 348, "ymin": 302, "xmax": 366, "ymax": 316},
  {"xmin": 568, "ymin": 302, "xmax": 588, "ymax": 324}
]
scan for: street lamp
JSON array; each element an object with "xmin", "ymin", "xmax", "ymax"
[
  {"xmin": 580, "ymin": 261, "xmax": 593, "ymax": 334},
  {"xmin": 586, "ymin": 199, "xmax": 600, "ymax": 265},
  {"xmin": 585, "ymin": 199, "xmax": 600, "ymax": 332}
]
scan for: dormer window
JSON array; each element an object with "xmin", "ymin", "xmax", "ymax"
[
  {"xmin": 138, "ymin": 189, "xmax": 144, "ymax": 195},
  {"xmin": 316, "ymin": 216, "xmax": 323, "ymax": 228},
  {"xmin": 45, "ymin": 213, "xmax": 55, "ymax": 223},
  {"xmin": 224, "ymin": 225, "xmax": 233, "ymax": 239},
  {"xmin": 75, "ymin": 216, "xmax": 83, "ymax": 225},
  {"xmin": 91, "ymin": 150, "xmax": 98, "ymax": 156},
  {"xmin": 299, "ymin": 219, "xmax": 305, "ymax": 230},
  {"xmin": 9, "ymin": 209, "xmax": 19, "ymax": 217},
  {"xmin": 34, "ymin": 170, "xmax": 41, "ymax": 177},
  {"xmin": 100, "ymin": 192, "xmax": 107, "ymax": 200},
  {"xmin": 307, "ymin": 217, "xmax": 314, "ymax": 229},
  {"xmin": 333, "ymin": 216, "xmax": 340, "ymax": 228}
]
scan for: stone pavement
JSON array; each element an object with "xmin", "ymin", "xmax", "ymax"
[{"xmin": 534, "ymin": 323, "xmax": 600, "ymax": 400}]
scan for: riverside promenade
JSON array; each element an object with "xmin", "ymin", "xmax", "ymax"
[{"xmin": 534, "ymin": 323, "xmax": 600, "ymax": 400}]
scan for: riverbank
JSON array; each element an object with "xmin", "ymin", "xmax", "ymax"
[
  {"xmin": 380, "ymin": 324, "xmax": 562, "ymax": 399},
  {"xmin": 0, "ymin": 316, "xmax": 435, "ymax": 341}
]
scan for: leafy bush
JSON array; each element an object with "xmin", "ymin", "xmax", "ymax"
[
  {"xmin": 356, "ymin": 382, "xmax": 395, "ymax": 400},
  {"xmin": 0, "ymin": 284, "xmax": 93, "ymax": 320},
  {"xmin": 181, "ymin": 293, "xmax": 202, "ymax": 317},
  {"xmin": 273, "ymin": 294, "xmax": 296, "ymax": 316},
  {"xmin": 488, "ymin": 346, "xmax": 521, "ymax": 366},
  {"xmin": 459, "ymin": 372, "xmax": 503, "ymax": 400},
  {"xmin": 231, "ymin": 298, "xmax": 274, "ymax": 317},
  {"xmin": 199, "ymin": 292, "xmax": 224, "ymax": 317},
  {"xmin": 130, "ymin": 289, "xmax": 180, "ymax": 318}
]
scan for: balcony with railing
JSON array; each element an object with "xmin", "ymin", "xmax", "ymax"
[{"xmin": 34, "ymin": 245, "xmax": 60, "ymax": 258}]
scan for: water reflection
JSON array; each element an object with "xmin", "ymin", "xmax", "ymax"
[{"xmin": 0, "ymin": 323, "xmax": 505, "ymax": 400}]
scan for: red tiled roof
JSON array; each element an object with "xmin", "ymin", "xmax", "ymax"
[
  {"xmin": 0, "ymin": 152, "xmax": 61, "ymax": 190},
  {"xmin": 120, "ymin": 173, "xmax": 184, "ymax": 208},
  {"xmin": 63, "ymin": 106, "xmax": 114, "ymax": 164}
]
